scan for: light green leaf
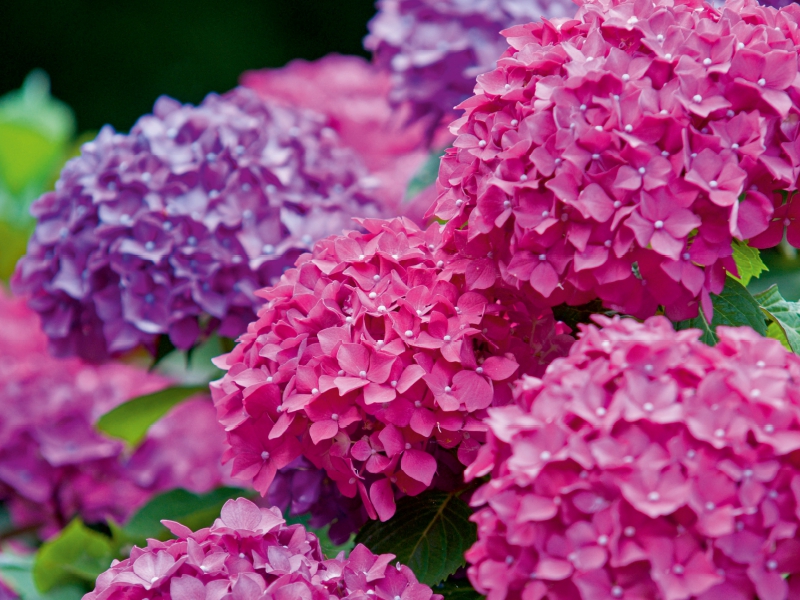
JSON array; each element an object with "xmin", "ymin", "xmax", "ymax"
[
  {"xmin": 0, "ymin": 71, "xmax": 75, "ymax": 223},
  {"xmin": 32, "ymin": 520, "xmax": 114, "ymax": 593},
  {"xmin": 405, "ymin": 149, "xmax": 444, "ymax": 202},
  {"xmin": 0, "ymin": 552, "xmax": 84, "ymax": 600},
  {"xmin": 675, "ymin": 277, "xmax": 767, "ymax": 344},
  {"xmin": 767, "ymin": 321, "xmax": 792, "ymax": 351},
  {"xmin": 121, "ymin": 487, "xmax": 249, "ymax": 543},
  {"xmin": 754, "ymin": 285, "xmax": 800, "ymax": 354},
  {"xmin": 354, "ymin": 491, "xmax": 476, "ymax": 586},
  {"xmin": 96, "ymin": 384, "xmax": 207, "ymax": 446},
  {"xmin": 153, "ymin": 334, "xmax": 226, "ymax": 385},
  {"xmin": 730, "ymin": 239, "xmax": 768, "ymax": 287}
]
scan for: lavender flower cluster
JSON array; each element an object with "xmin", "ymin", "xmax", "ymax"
[
  {"xmin": 12, "ymin": 87, "xmax": 388, "ymax": 362},
  {"xmin": 365, "ymin": 0, "xmax": 577, "ymax": 127},
  {"xmin": 0, "ymin": 289, "xmax": 230, "ymax": 536}
]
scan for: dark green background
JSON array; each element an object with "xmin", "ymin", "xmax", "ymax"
[{"xmin": 1, "ymin": 0, "xmax": 376, "ymax": 132}]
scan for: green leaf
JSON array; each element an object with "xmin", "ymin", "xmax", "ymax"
[
  {"xmin": 153, "ymin": 334, "xmax": 226, "ymax": 385},
  {"xmin": 32, "ymin": 520, "xmax": 114, "ymax": 593},
  {"xmin": 96, "ymin": 384, "xmax": 207, "ymax": 446},
  {"xmin": 405, "ymin": 149, "xmax": 444, "ymax": 202},
  {"xmin": 767, "ymin": 320, "xmax": 792, "ymax": 351},
  {"xmin": 754, "ymin": 285, "xmax": 800, "ymax": 354},
  {"xmin": 675, "ymin": 277, "xmax": 767, "ymax": 344},
  {"xmin": 121, "ymin": 487, "xmax": 249, "ymax": 543},
  {"xmin": 433, "ymin": 577, "xmax": 484, "ymax": 600},
  {"xmin": 284, "ymin": 513, "xmax": 355, "ymax": 558},
  {"xmin": 0, "ymin": 71, "xmax": 76, "ymax": 226},
  {"xmin": 354, "ymin": 491, "xmax": 476, "ymax": 586},
  {"xmin": 731, "ymin": 239, "xmax": 768, "ymax": 287},
  {"xmin": 0, "ymin": 552, "xmax": 84, "ymax": 600}
]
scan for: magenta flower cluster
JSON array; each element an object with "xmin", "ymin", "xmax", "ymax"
[
  {"xmin": 365, "ymin": 0, "xmax": 576, "ymax": 128},
  {"xmin": 0, "ymin": 290, "xmax": 229, "ymax": 536},
  {"xmin": 12, "ymin": 87, "xmax": 387, "ymax": 362},
  {"xmin": 211, "ymin": 218, "xmax": 574, "ymax": 522},
  {"xmin": 432, "ymin": 0, "xmax": 800, "ymax": 320},
  {"xmin": 466, "ymin": 316, "xmax": 800, "ymax": 600},
  {"xmin": 84, "ymin": 497, "xmax": 442, "ymax": 600}
]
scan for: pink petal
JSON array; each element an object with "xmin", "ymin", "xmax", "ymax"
[{"xmin": 401, "ymin": 449, "xmax": 437, "ymax": 486}]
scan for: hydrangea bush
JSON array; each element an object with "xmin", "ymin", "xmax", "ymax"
[
  {"xmin": 8, "ymin": 0, "xmax": 800, "ymax": 598},
  {"xmin": 432, "ymin": 0, "xmax": 800, "ymax": 319},
  {"xmin": 466, "ymin": 316, "xmax": 800, "ymax": 600},
  {"xmin": 211, "ymin": 217, "xmax": 573, "ymax": 521},
  {"xmin": 84, "ymin": 497, "xmax": 442, "ymax": 600},
  {"xmin": 11, "ymin": 87, "xmax": 389, "ymax": 362},
  {"xmin": 0, "ymin": 289, "xmax": 229, "ymax": 536}
]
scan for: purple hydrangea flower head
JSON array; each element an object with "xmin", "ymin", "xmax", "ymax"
[
  {"xmin": 12, "ymin": 87, "xmax": 389, "ymax": 362},
  {"xmin": 0, "ymin": 289, "xmax": 230, "ymax": 536},
  {"xmin": 267, "ymin": 457, "xmax": 369, "ymax": 545},
  {"xmin": 365, "ymin": 0, "xmax": 578, "ymax": 128},
  {"xmin": 466, "ymin": 316, "xmax": 800, "ymax": 600},
  {"xmin": 211, "ymin": 217, "xmax": 574, "ymax": 523},
  {"xmin": 431, "ymin": 0, "xmax": 800, "ymax": 321},
  {"xmin": 83, "ymin": 497, "xmax": 444, "ymax": 600}
]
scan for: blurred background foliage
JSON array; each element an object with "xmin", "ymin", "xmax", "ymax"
[{"xmin": 0, "ymin": 0, "xmax": 376, "ymax": 132}]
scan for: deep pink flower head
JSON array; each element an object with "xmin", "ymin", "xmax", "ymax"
[
  {"xmin": 0, "ymin": 289, "xmax": 230, "ymax": 536},
  {"xmin": 365, "ymin": 0, "xmax": 577, "ymax": 128},
  {"xmin": 83, "ymin": 497, "xmax": 443, "ymax": 600},
  {"xmin": 432, "ymin": 0, "xmax": 800, "ymax": 321},
  {"xmin": 12, "ymin": 87, "xmax": 388, "ymax": 362},
  {"xmin": 240, "ymin": 54, "xmax": 445, "ymax": 225},
  {"xmin": 466, "ymin": 316, "xmax": 800, "ymax": 600},
  {"xmin": 211, "ymin": 218, "xmax": 573, "ymax": 522}
]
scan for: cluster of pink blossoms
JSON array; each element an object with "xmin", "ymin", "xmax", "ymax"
[
  {"xmin": 466, "ymin": 316, "xmax": 800, "ymax": 600},
  {"xmin": 433, "ymin": 0, "xmax": 800, "ymax": 320},
  {"xmin": 0, "ymin": 289, "xmax": 229, "ymax": 536},
  {"xmin": 84, "ymin": 497, "xmax": 442, "ymax": 600},
  {"xmin": 211, "ymin": 218, "xmax": 574, "ymax": 522}
]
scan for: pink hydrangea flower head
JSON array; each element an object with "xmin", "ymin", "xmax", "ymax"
[
  {"xmin": 466, "ymin": 315, "xmax": 800, "ymax": 600},
  {"xmin": 12, "ymin": 87, "xmax": 389, "ymax": 362},
  {"xmin": 0, "ymin": 289, "xmax": 230, "ymax": 536},
  {"xmin": 240, "ymin": 54, "xmax": 446, "ymax": 224},
  {"xmin": 365, "ymin": 0, "xmax": 578, "ymax": 128},
  {"xmin": 83, "ymin": 497, "xmax": 443, "ymax": 600},
  {"xmin": 211, "ymin": 218, "xmax": 573, "ymax": 522},
  {"xmin": 431, "ymin": 0, "xmax": 800, "ymax": 320}
]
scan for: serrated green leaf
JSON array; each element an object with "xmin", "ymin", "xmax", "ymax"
[
  {"xmin": 32, "ymin": 520, "xmax": 114, "ymax": 593},
  {"xmin": 731, "ymin": 239, "xmax": 768, "ymax": 287},
  {"xmin": 754, "ymin": 285, "xmax": 800, "ymax": 354},
  {"xmin": 96, "ymin": 384, "xmax": 207, "ymax": 446},
  {"xmin": 284, "ymin": 513, "xmax": 355, "ymax": 558},
  {"xmin": 405, "ymin": 150, "xmax": 444, "ymax": 202},
  {"xmin": 0, "ymin": 552, "xmax": 84, "ymax": 600},
  {"xmin": 354, "ymin": 491, "xmax": 476, "ymax": 586},
  {"xmin": 432, "ymin": 576, "xmax": 484, "ymax": 599},
  {"xmin": 121, "ymin": 487, "xmax": 249, "ymax": 543},
  {"xmin": 675, "ymin": 277, "xmax": 767, "ymax": 344}
]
